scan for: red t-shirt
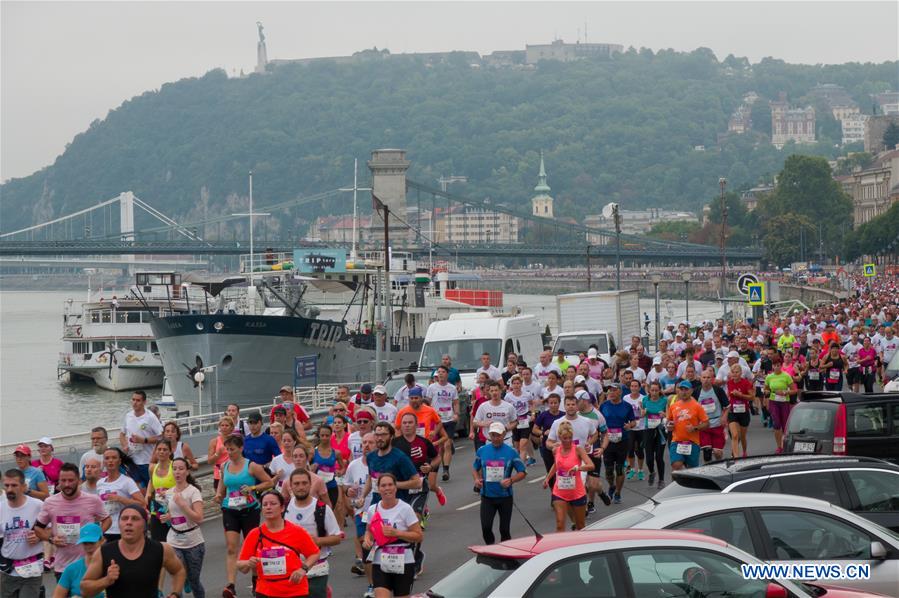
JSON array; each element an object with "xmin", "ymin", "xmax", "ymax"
[
  {"xmin": 726, "ymin": 378, "xmax": 753, "ymax": 410},
  {"xmin": 238, "ymin": 520, "xmax": 320, "ymax": 597},
  {"xmin": 269, "ymin": 403, "xmax": 310, "ymax": 424}
]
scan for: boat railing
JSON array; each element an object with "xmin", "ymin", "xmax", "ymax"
[{"xmin": 240, "ymin": 252, "xmax": 295, "ymax": 274}]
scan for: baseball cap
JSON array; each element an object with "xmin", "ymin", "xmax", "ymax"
[
  {"xmin": 488, "ymin": 422, "xmax": 506, "ymax": 436},
  {"xmin": 408, "ymin": 386, "xmax": 423, "ymax": 398},
  {"xmin": 37, "ymin": 437, "xmax": 53, "ymax": 447},
  {"xmin": 652, "ymin": 356, "xmax": 662, "ymax": 365},
  {"xmin": 677, "ymin": 380, "xmax": 693, "ymax": 389},
  {"xmin": 667, "ymin": 321, "xmax": 675, "ymax": 327},
  {"xmin": 675, "ymin": 332, "xmax": 683, "ymax": 337},
  {"xmin": 573, "ymin": 375, "xmax": 587, "ymax": 384},
  {"xmin": 373, "ymin": 385, "xmax": 387, "ymax": 395},
  {"xmin": 247, "ymin": 412, "xmax": 263, "ymax": 423},
  {"xmin": 574, "ymin": 389, "xmax": 591, "ymax": 403},
  {"xmin": 587, "ymin": 348, "xmax": 598, "ymax": 358},
  {"xmin": 78, "ymin": 523, "xmax": 103, "ymax": 544},
  {"xmin": 727, "ymin": 350, "xmax": 740, "ymax": 359},
  {"xmin": 272, "ymin": 406, "xmax": 287, "ymax": 416},
  {"xmin": 360, "ymin": 384, "xmax": 373, "ymax": 394},
  {"xmin": 279, "ymin": 385, "xmax": 293, "ymax": 393},
  {"xmin": 13, "ymin": 444, "xmax": 31, "ymax": 457}
]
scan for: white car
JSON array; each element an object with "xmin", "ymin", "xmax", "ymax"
[{"xmin": 587, "ymin": 493, "xmax": 899, "ymax": 595}]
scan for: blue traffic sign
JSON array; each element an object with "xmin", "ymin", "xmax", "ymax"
[
  {"xmin": 293, "ymin": 355, "xmax": 318, "ymax": 388},
  {"xmin": 747, "ymin": 283, "xmax": 765, "ymax": 306}
]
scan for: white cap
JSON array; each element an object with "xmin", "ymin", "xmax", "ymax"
[
  {"xmin": 675, "ymin": 332, "xmax": 683, "ymax": 337},
  {"xmin": 373, "ymin": 385, "xmax": 387, "ymax": 395},
  {"xmin": 727, "ymin": 350, "xmax": 740, "ymax": 359},
  {"xmin": 574, "ymin": 375, "xmax": 587, "ymax": 384},
  {"xmin": 667, "ymin": 321, "xmax": 675, "ymax": 327},
  {"xmin": 587, "ymin": 348, "xmax": 598, "ymax": 358},
  {"xmin": 652, "ymin": 356, "xmax": 663, "ymax": 365},
  {"xmin": 574, "ymin": 389, "xmax": 591, "ymax": 402},
  {"xmin": 488, "ymin": 422, "xmax": 506, "ymax": 436},
  {"xmin": 681, "ymin": 320, "xmax": 689, "ymax": 326},
  {"xmin": 37, "ymin": 436, "xmax": 53, "ymax": 446}
]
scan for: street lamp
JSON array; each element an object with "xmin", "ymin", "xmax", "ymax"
[
  {"xmin": 719, "ymin": 177, "xmax": 727, "ymax": 303},
  {"xmin": 603, "ymin": 202, "xmax": 621, "ymax": 290},
  {"xmin": 651, "ymin": 272, "xmax": 662, "ymax": 350},
  {"xmin": 682, "ymin": 271, "xmax": 692, "ymax": 326}
]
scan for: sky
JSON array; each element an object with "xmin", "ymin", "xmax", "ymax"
[{"xmin": 2, "ymin": 1, "xmax": 897, "ymax": 182}]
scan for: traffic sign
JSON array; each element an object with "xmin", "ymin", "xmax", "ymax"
[
  {"xmin": 747, "ymin": 283, "xmax": 765, "ymax": 306},
  {"xmin": 293, "ymin": 354, "xmax": 318, "ymax": 388},
  {"xmin": 737, "ymin": 273, "xmax": 760, "ymax": 296},
  {"xmin": 863, "ymin": 263, "xmax": 876, "ymax": 277}
]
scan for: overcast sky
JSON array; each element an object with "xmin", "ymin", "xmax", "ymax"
[{"xmin": 2, "ymin": 1, "xmax": 897, "ymax": 181}]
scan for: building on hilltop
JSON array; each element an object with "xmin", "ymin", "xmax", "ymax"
[
  {"xmin": 483, "ymin": 50, "xmax": 527, "ymax": 67},
  {"xmin": 525, "ymin": 39, "xmax": 623, "ymax": 64},
  {"xmin": 770, "ymin": 94, "xmax": 816, "ymax": 148},
  {"xmin": 864, "ymin": 115, "xmax": 899, "ymax": 153},
  {"xmin": 531, "ymin": 152, "xmax": 554, "ymax": 219},
  {"xmin": 874, "ymin": 91, "xmax": 899, "ymax": 115},
  {"xmin": 842, "ymin": 113, "xmax": 869, "ymax": 146},
  {"xmin": 584, "ymin": 209, "xmax": 697, "ymax": 244},
  {"xmin": 740, "ymin": 183, "xmax": 775, "ymax": 212},
  {"xmin": 840, "ymin": 149, "xmax": 899, "ymax": 226},
  {"xmin": 432, "ymin": 205, "xmax": 520, "ymax": 244}
]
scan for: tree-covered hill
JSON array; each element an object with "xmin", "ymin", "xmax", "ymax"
[{"xmin": 2, "ymin": 47, "xmax": 896, "ymax": 238}]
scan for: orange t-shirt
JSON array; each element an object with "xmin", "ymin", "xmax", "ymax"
[
  {"xmin": 395, "ymin": 405, "xmax": 442, "ymax": 441},
  {"xmin": 666, "ymin": 398, "xmax": 709, "ymax": 445},
  {"xmin": 821, "ymin": 331, "xmax": 841, "ymax": 349},
  {"xmin": 238, "ymin": 520, "xmax": 320, "ymax": 597}
]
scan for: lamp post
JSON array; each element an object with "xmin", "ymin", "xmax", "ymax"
[
  {"xmin": 651, "ymin": 272, "xmax": 662, "ymax": 350},
  {"xmin": 614, "ymin": 204, "xmax": 621, "ymax": 291},
  {"xmin": 682, "ymin": 271, "xmax": 692, "ymax": 326},
  {"xmin": 719, "ymin": 177, "xmax": 727, "ymax": 303}
]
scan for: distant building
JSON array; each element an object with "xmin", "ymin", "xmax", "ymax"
[
  {"xmin": 740, "ymin": 183, "xmax": 775, "ymax": 212},
  {"xmin": 483, "ymin": 50, "xmax": 526, "ymax": 67},
  {"xmin": 770, "ymin": 94, "xmax": 816, "ymax": 148},
  {"xmin": 433, "ymin": 205, "xmax": 520, "ymax": 244},
  {"xmin": 831, "ymin": 104, "xmax": 860, "ymax": 122},
  {"xmin": 874, "ymin": 91, "xmax": 899, "ymax": 115},
  {"xmin": 585, "ymin": 209, "xmax": 697, "ymax": 244},
  {"xmin": 842, "ymin": 113, "xmax": 869, "ymax": 145},
  {"xmin": 728, "ymin": 107, "xmax": 752, "ymax": 134},
  {"xmin": 531, "ymin": 152, "xmax": 554, "ymax": 219},
  {"xmin": 864, "ymin": 115, "xmax": 899, "ymax": 153},
  {"xmin": 525, "ymin": 39, "xmax": 623, "ymax": 64},
  {"xmin": 309, "ymin": 214, "xmax": 374, "ymax": 244},
  {"xmin": 810, "ymin": 84, "xmax": 854, "ymax": 108},
  {"xmin": 841, "ymin": 148, "xmax": 899, "ymax": 225}
]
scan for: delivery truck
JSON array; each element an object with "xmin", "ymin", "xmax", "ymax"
[{"xmin": 552, "ymin": 290, "xmax": 642, "ymax": 366}]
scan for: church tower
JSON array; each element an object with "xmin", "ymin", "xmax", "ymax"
[{"xmin": 531, "ymin": 151, "xmax": 554, "ymax": 219}]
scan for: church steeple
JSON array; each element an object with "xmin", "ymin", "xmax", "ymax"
[{"xmin": 534, "ymin": 150, "xmax": 551, "ymax": 194}]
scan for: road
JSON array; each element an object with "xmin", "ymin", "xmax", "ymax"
[{"xmin": 43, "ymin": 421, "xmax": 778, "ymax": 598}]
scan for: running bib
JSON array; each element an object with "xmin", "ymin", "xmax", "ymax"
[
  {"xmin": 808, "ymin": 371, "xmax": 820, "ymax": 381},
  {"xmin": 732, "ymin": 403, "xmax": 746, "ymax": 414},
  {"xmin": 484, "ymin": 460, "xmax": 505, "ymax": 483},
  {"xmin": 557, "ymin": 472, "xmax": 576, "ymax": 490},
  {"xmin": 318, "ymin": 466, "xmax": 335, "ymax": 484},
  {"xmin": 380, "ymin": 544, "xmax": 407, "ymax": 574},
  {"xmin": 608, "ymin": 428, "xmax": 623, "ymax": 443},
  {"xmin": 227, "ymin": 491, "xmax": 247, "ymax": 508},
  {"xmin": 828, "ymin": 369, "xmax": 841, "ymax": 383},
  {"xmin": 773, "ymin": 393, "xmax": 789, "ymax": 403},
  {"xmin": 701, "ymin": 399, "xmax": 716, "ymax": 414},
  {"xmin": 260, "ymin": 547, "xmax": 287, "ymax": 576},
  {"xmin": 646, "ymin": 415, "xmax": 662, "ymax": 429},
  {"xmin": 100, "ymin": 492, "xmax": 118, "ymax": 516},
  {"xmin": 56, "ymin": 515, "xmax": 81, "ymax": 544},
  {"xmin": 416, "ymin": 423, "xmax": 426, "ymax": 437},
  {"xmin": 13, "ymin": 555, "xmax": 43, "ymax": 578},
  {"xmin": 171, "ymin": 516, "xmax": 188, "ymax": 526},
  {"xmin": 676, "ymin": 442, "xmax": 694, "ymax": 456},
  {"xmin": 516, "ymin": 415, "xmax": 530, "ymax": 429}
]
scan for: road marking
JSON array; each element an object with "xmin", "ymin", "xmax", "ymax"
[
  {"xmin": 457, "ymin": 500, "xmax": 481, "ymax": 511},
  {"xmin": 528, "ymin": 476, "xmax": 546, "ymax": 484}
]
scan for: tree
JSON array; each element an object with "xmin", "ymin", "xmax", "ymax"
[
  {"xmin": 648, "ymin": 220, "xmax": 701, "ymax": 241},
  {"xmin": 751, "ymin": 101, "xmax": 772, "ymax": 137},
  {"xmin": 762, "ymin": 213, "xmax": 816, "ymax": 266},
  {"xmin": 884, "ymin": 122, "xmax": 899, "ymax": 152}
]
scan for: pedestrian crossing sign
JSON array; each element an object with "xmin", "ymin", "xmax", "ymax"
[
  {"xmin": 747, "ymin": 283, "xmax": 765, "ymax": 306},
  {"xmin": 863, "ymin": 263, "xmax": 876, "ymax": 277}
]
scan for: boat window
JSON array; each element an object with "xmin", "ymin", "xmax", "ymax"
[
  {"xmin": 92, "ymin": 341, "xmax": 106, "ymax": 352},
  {"xmin": 101, "ymin": 310, "xmax": 111, "ymax": 323},
  {"xmin": 116, "ymin": 311, "xmax": 128, "ymax": 323},
  {"xmin": 90, "ymin": 311, "xmax": 101, "ymax": 323},
  {"xmin": 150, "ymin": 341, "xmax": 159, "ymax": 353},
  {"xmin": 140, "ymin": 310, "xmax": 156, "ymax": 322},
  {"xmin": 127, "ymin": 311, "xmax": 141, "ymax": 323},
  {"xmin": 116, "ymin": 340, "xmax": 145, "ymax": 352},
  {"xmin": 73, "ymin": 341, "xmax": 90, "ymax": 354}
]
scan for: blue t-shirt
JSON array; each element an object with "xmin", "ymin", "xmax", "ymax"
[
  {"xmin": 658, "ymin": 375, "xmax": 681, "ymax": 392},
  {"xmin": 242, "ymin": 433, "xmax": 281, "ymax": 466},
  {"xmin": 599, "ymin": 400, "xmax": 636, "ymax": 441},
  {"xmin": 58, "ymin": 557, "xmax": 100, "ymax": 597},
  {"xmin": 366, "ymin": 447, "xmax": 419, "ymax": 503},
  {"xmin": 473, "ymin": 443, "xmax": 526, "ymax": 498},
  {"xmin": 23, "ymin": 466, "xmax": 47, "ymax": 493}
]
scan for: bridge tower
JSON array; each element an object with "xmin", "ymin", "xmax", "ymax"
[{"xmin": 367, "ymin": 149, "xmax": 411, "ymax": 245}]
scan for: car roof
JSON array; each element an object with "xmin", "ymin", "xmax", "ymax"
[
  {"xmin": 800, "ymin": 390, "xmax": 899, "ymax": 404},
  {"xmin": 469, "ymin": 529, "xmax": 728, "ymax": 559},
  {"xmin": 649, "ymin": 492, "xmax": 840, "ymax": 513},
  {"xmin": 672, "ymin": 454, "xmax": 899, "ymax": 486}
]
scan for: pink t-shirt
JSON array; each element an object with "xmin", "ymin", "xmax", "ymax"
[
  {"xmin": 37, "ymin": 492, "xmax": 108, "ymax": 572},
  {"xmin": 32, "ymin": 457, "xmax": 64, "ymax": 486}
]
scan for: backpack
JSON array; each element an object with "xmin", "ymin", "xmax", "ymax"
[{"xmin": 313, "ymin": 500, "xmax": 327, "ymax": 539}]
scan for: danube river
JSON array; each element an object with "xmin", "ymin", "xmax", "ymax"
[{"xmin": 0, "ymin": 290, "xmax": 722, "ymax": 443}]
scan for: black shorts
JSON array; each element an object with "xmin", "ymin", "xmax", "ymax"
[
  {"xmin": 728, "ymin": 411, "xmax": 751, "ymax": 427},
  {"xmin": 552, "ymin": 494, "xmax": 588, "ymax": 506},
  {"xmin": 442, "ymin": 421, "xmax": 457, "ymax": 441},
  {"xmin": 512, "ymin": 426, "xmax": 531, "ymax": 443},
  {"xmin": 603, "ymin": 442, "xmax": 628, "ymax": 474},
  {"xmin": 847, "ymin": 368, "xmax": 862, "ymax": 385},
  {"xmin": 372, "ymin": 563, "xmax": 415, "ymax": 596},
  {"xmin": 327, "ymin": 485, "xmax": 339, "ymax": 508},
  {"xmin": 149, "ymin": 516, "xmax": 169, "ymax": 542},
  {"xmin": 222, "ymin": 506, "xmax": 261, "ymax": 535},
  {"xmin": 588, "ymin": 455, "xmax": 603, "ymax": 478}
]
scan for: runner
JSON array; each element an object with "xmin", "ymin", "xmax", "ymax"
[
  {"xmin": 842, "ymin": 331, "xmax": 864, "ymax": 393},
  {"xmin": 269, "ymin": 386, "xmax": 312, "ymax": 432},
  {"xmin": 530, "ymin": 394, "xmax": 563, "ymax": 492},
  {"xmin": 285, "ymin": 470, "xmax": 342, "ymax": 598},
  {"xmin": 119, "ymin": 390, "xmax": 163, "ymax": 489},
  {"xmin": 347, "ymin": 384, "xmax": 374, "ymax": 421},
  {"xmin": 598, "ymin": 385, "xmax": 635, "ymax": 504},
  {"xmin": 242, "ymin": 413, "xmax": 281, "ymax": 468},
  {"xmin": 155, "ymin": 423, "xmax": 199, "ymax": 470},
  {"xmin": 12, "ymin": 446, "xmax": 49, "ymax": 501},
  {"xmin": 342, "ymin": 433, "xmax": 375, "ymax": 589},
  {"xmin": 362, "ymin": 423, "xmax": 422, "ymax": 508},
  {"xmin": 475, "ymin": 352, "xmax": 502, "ymax": 382},
  {"xmin": 694, "ymin": 369, "xmax": 730, "ymax": 463},
  {"xmin": 310, "ymin": 425, "xmax": 345, "ymax": 509},
  {"xmin": 472, "ymin": 423, "xmax": 526, "ymax": 545},
  {"xmin": 97, "ymin": 448, "xmax": 143, "ymax": 542},
  {"xmin": 393, "ymin": 374, "xmax": 421, "ymax": 411},
  {"xmin": 532, "ymin": 350, "xmax": 561, "ymax": 384},
  {"xmin": 764, "ymin": 356, "xmax": 799, "ymax": 454},
  {"xmin": 878, "ymin": 327, "xmax": 897, "ymax": 384},
  {"xmin": 207, "ymin": 416, "xmax": 236, "ymax": 492},
  {"xmin": 54, "ymin": 523, "xmax": 104, "ymax": 598},
  {"xmin": 426, "ymin": 367, "xmax": 459, "ymax": 480},
  {"xmin": 430, "ymin": 355, "xmax": 461, "ymax": 386},
  {"xmin": 725, "ymin": 364, "xmax": 754, "ymax": 458},
  {"xmin": 666, "ymin": 381, "xmax": 709, "ymax": 470},
  {"xmin": 281, "ymin": 446, "xmax": 331, "ymax": 508},
  {"xmin": 80, "ymin": 428, "xmax": 110, "ymax": 478},
  {"xmin": 542, "ymin": 421, "xmax": 593, "ymax": 531},
  {"xmin": 146, "ymin": 440, "xmax": 177, "ymax": 543},
  {"xmin": 858, "ymin": 336, "xmax": 878, "ymax": 393},
  {"xmin": 623, "ymin": 380, "xmax": 646, "ymax": 481},
  {"xmin": 370, "ymin": 386, "xmax": 399, "ymax": 424},
  {"xmin": 362, "ymin": 474, "xmax": 423, "ymax": 598},
  {"xmin": 81, "ymin": 459, "xmax": 103, "ymax": 496},
  {"xmin": 269, "ymin": 429, "xmax": 302, "ymax": 494},
  {"xmin": 225, "ymin": 405, "xmax": 252, "ymax": 438},
  {"xmin": 503, "ymin": 375, "xmax": 534, "ymax": 466},
  {"xmin": 235, "ymin": 490, "xmax": 320, "ymax": 598},
  {"xmin": 161, "ymin": 458, "xmax": 205, "ymax": 598},
  {"xmin": 348, "ymin": 407, "xmax": 376, "ymax": 463},
  {"xmin": 214, "ymin": 434, "xmax": 273, "ymax": 598},
  {"xmin": 80, "ymin": 506, "xmax": 185, "ymax": 598},
  {"xmin": 641, "ymin": 382, "xmax": 668, "ymax": 488},
  {"xmin": 472, "ymin": 381, "xmax": 517, "ymax": 448},
  {"xmin": 821, "ymin": 343, "xmax": 848, "ymax": 391},
  {"xmin": 1, "ymin": 468, "xmax": 44, "ymax": 598}
]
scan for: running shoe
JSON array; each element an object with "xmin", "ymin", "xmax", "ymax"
[
  {"xmin": 657, "ymin": 480, "xmax": 665, "ymax": 489},
  {"xmin": 613, "ymin": 494, "xmax": 622, "ymax": 504},
  {"xmin": 637, "ymin": 471, "xmax": 645, "ymax": 481},
  {"xmin": 586, "ymin": 501, "xmax": 596, "ymax": 515},
  {"xmin": 599, "ymin": 491, "xmax": 612, "ymax": 506},
  {"xmin": 351, "ymin": 559, "xmax": 365, "ymax": 576},
  {"xmin": 648, "ymin": 472, "xmax": 655, "ymax": 486},
  {"xmin": 442, "ymin": 471, "xmax": 450, "ymax": 482},
  {"xmin": 607, "ymin": 490, "xmax": 617, "ymax": 503},
  {"xmin": 436, "ymin": 486, "xmax": 447, "ymax": 506},
  {"xmin": 415, "ymin": 550, "xmax": 426, "ymax": 579},
  {"xmin": 526, "ymin": 457, "xmax": 537, "ymax": 466},
  {"xmin": 775, "ymin": 447, "xmax": 783, "ymax": 454},
  {"xmin": 222, "ymin": 584, "xmax": 236, "ymax": 598},
  {"xmin": 742, "ymin": 451, "xmax": 748, "ymax": 458},
  {"xmin": 625, "ymin": 470, "xmax": 635, "ymax": 480},
  {"xmin": 363, "ymin": 585, "xmax": 375, "ymax": 598},
  {"xmin": 185, "ymin": 579, "xmax": 192, "ymax": 594}
]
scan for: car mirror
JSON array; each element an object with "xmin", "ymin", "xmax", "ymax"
[
  {"xmin": 764, "ymin": 582, "xmax": 788, "ymax": 598},
  {"xmin": 871, "ymin": 541, "xmax": 887, "ymax": 560}
]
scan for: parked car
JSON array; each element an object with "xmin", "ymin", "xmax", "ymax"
[
  {"xmin": 784, "ymin": 391, "xmax": 899, "ymax": 462},
  {"xmin": 415, "ymin": 529, "xmax": 886, "ymax": 598},
  {"xmin": 586, "ymin": 493, "xmax": 899, "ymax": 595},
  {"xmin": 650, "ymin": 454, "xmax": 899, "ymax": 532}
]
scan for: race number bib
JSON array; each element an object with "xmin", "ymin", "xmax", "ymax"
[
  {"xmin": 731, "ymin": 403, "xmax": 746, "ymax": 414},
  {"xmin": 56, "ymin": 515, "xmax": 80, "ymax": 544},
  {"xmin": 484, "ymin": 460, "xmax": 505, "ymax": 483},
  {"xmin": 828, "ymin": 369, "xmax": 841, "ymax": 383},
  {"xmin": 171, "ymin": 516, "xmax": 188, "ymax": 526},
  {"xmin": 380, "ymin": 544, "xmax": 407, "ymax": 574},
  {"xmin": 646, "ymin": 415, "xmax": 662, "ymax": 429},
  {"xmin": 260, "ymin": 547, "xmax": 287, "ymax": 576},
  {"xmin": 517, "ymin": 415, "xmax": 530, "ymax": 429},
  {"xmin": 701, "ymin": 399, "xmax": 716, "ymax": 413},
  {"xmin": 318, "ymin": 466, "xmax": 335, "ymax": 484},
  {"xmin": 773, "ymin": 392, "xmax": 789, "ymax": 403},
  {"xmin": 438, "ymin": 406, "xmax": 453, "ymax": 421},
  {"xmin": 227, "ymin": 491, "xmax": 247, "ymax": 508},
  {"xmin": 100, "ymin": 492, "xmax": 118, "ymax": 516},
  {"xmin": 608, "ymin": 428, "xmax": 622, "ymax": 443},
  {"xmin": 808, "ymin": 371, "xmax": 820, "ymax": 381},
  {"xmin": 13, "ymin": 556, "xmax": 43, "ymax": 578},
  {"xmin": 676, "ymin": 442, "xmax": 694, "ymax": 456},
  {"xmin": 556, "ymin": 472, "xmax": 576, "ymax": 490}
]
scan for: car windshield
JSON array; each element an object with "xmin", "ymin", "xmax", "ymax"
[
  {"xmin": 587, "ymin": 507, "xmax": 655, "ymax": 530},
  {"xmin": 425, "ymin": 554, "xmax": 524, "ymax": 598},
  {"xmin": 554, "ymin": 334, "xmax": 610, "ymax": 356},
  {"xmin": 786, "ymin": 403, "xmax": 836, "ymax": 436},
  {"xmin": 419, "ymin": 339, "xmax": 502, "ymax": 371}
]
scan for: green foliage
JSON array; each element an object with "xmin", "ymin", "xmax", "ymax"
[
  {"xmin": 884, "ymin": 122, "xmax": 899, "ymax": 152},
  {"xmin": 648, "ymin": 220, "xmax": 701, "ymax": 241},
  {"xmin": 832, "ymin": 152, "xmax": 874, "ymax": 176},
  {"xmin": 0, "ymin": 52, "xmax": 895, "ymax": 242},
  {"xmin": 844, "ymin": 202, "xmax": 899, "ymax": 261},
  {"xmin": 762, "ymin": 213, "xmax": 817, "ymax": 267}
]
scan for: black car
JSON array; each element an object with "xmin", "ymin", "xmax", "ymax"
[
  {"xmin": 653, "ymin": 454, "xmax": 899, "ymax": 532},
  {"xmin": 784, "ymin": 391, "xmax": 899, "ymax": 462}
]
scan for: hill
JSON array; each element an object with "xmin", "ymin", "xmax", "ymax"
[{"xmin": 1, "ymin": 47, "xmax": 896, "ymax": 238}]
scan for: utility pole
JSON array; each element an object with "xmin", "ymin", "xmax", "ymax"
[
  {"xmin": 372, "ymin": 194, "xmax": 391, "ymax": 381},
  {"xmin": 586, "ymin": 244, "xmax": 592, "ymax": 291},
  {"xmin": 615, "ymin": 206, "xmax": 621, "ymax": 291},
  {"xmin": 719, "ymin": 177, "xmax": 728, "ymax": 307},
  {"xmin": 339, "ymin": 159, "xmax": 371, "ymax": 262}
]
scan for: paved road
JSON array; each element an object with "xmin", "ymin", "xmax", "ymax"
[{"xmin": 40, "ymin": 420, "xmax": 778, "ymax": 598}]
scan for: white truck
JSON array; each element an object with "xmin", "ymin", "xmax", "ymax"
[{"xmin": 552, "ymin": 290, "xmax": 642, "ymax": 367}]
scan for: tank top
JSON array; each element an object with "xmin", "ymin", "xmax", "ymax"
[
  {"xmin": 552, "ymin": 444, "xmax": 586, "ymax": 501},
  {"xmin": 222, "ymin": 458, "xmax": 258, "ymax": 510},
  {"xmin": 212, "ymin": 436, "xmax": 229, "ymax": 480},
  {"xmin": 312, "ymin": 447, "xmax": 338, "ymax": 488},
  {"xmin": 173, "ymin": 441, "xmax": 184, "ymax": 459},
  {"xmin": 150, "ymin": 462, "xmax": 176, "ymax": 515},
  {"xmin": 101, "ymin": 538, "xmax": 163, "ymax": 598}
]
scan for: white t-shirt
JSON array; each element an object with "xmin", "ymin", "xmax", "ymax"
[
  {"xmin": 624, "ymin": 395, "xmax": 646, "ymax": 431},
  {"xmin": 165, "ymin": 485, "xmax": 204, "ymax": 549},
  {"xmin": 476, "ymin": 364, "xmax": 502, "ymax": 382},
  {"xmin": 426, "ymin": 383, "xmax": 458, "ymax": 423},
  {"xmin": 521, "ymin": 381, "xmax": 544, "ymax": 404},
  {"xmin": 503, "ymin": 391, "xmax": 531, "ymax": 428},
  {"xmin": 96, "ymin": 475, "xmax": 140, "ymax": 535},
  {"xmin": 646, "ymin": 367, "xmax": 665, "ymax": 385},
  {"xmin": 843, "ymin": 341, "xmax": 863, "ymax": 368},
  {"xmin": 474, "ymin": 400, "xmax": 518, "ymax": 442},
  {"xmin": 348, "ymin": 432, "xmax": 365, "ymax": 463},
  {"xmin": 541, "ymin": 384, "xmax": 563, "ymax": 402},
  {"xmin": 547, "ymin": 415, "xmax": 599, "ymax": 449},
  {"xmin": 371, "ymin": 402, "xmax": 399, "ymax": 424},
  {"xmin": 676, "ymin": 360, "xmax": 704, "ymax": 379},
  {"xmin": 343, "ymin": 457, "xmax": 372, "ymax": 516},
  {"xmin": 122, "ymin": 410, "xmax": 163, "ymax": 465},
  {"xmin": 717, "ymin": 361, "xmax": 753, "ymax": 384},
  {"xmin": 628, "ymin": 366, "xmax": 647, "ymax": 384},
  {"xmin": 878, "ymin": 336, "xmax": 898, "ymax": 362},
  {"xmin": 0, "ymin": 496, "xmax": 44, "ymax": 567},
  {"xmin": 269, "ymin": 455, "xmax": 295, "ymax": 492},
  {"xmin": 285, "ymin": 499, "xmax": 341, "ymax": 562},
  {"xmin": 365, "ymin": 501, "xmax": 419, "ymax": 566},
  {"xmin": 533, "ymin": 363, "xmax": 562, "ymax": 385}
]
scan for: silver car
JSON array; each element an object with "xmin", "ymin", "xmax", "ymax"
[{"xmin": 587, "ymin": 493, "xmax": 899, "ymax": 595}]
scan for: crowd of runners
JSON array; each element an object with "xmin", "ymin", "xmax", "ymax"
[{"xmin": 2, "ymin": 275, "xmax": 897, "ymax": 598}]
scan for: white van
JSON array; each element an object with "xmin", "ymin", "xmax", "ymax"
[{"xmin": 418, "ymin": 313, "xmax": 544, "ymax": 390}]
